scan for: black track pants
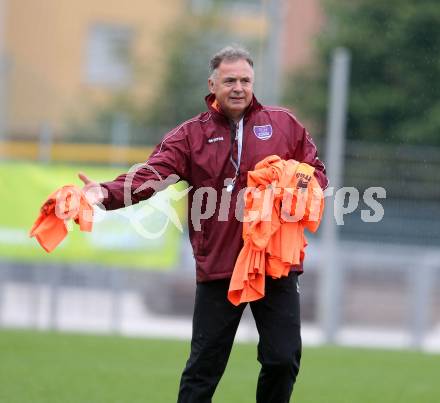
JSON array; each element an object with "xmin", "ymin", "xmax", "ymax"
[{"xmin": 177, "ymin": 271, "xmax": 302, "ymax": 403}]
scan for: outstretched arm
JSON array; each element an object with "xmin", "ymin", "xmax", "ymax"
[{"xmin": 91, "ymin": 127, "xmax": 190, "ymax": 211}]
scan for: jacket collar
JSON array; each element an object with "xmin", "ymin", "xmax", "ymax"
[{"xmin": 205, "ymin": 93, "xmax": 263, "ymax": 123}]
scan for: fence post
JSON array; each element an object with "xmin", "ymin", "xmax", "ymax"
[
  {"xmin": 110, "ymin": 268, "xmax": 122, "ymax": 334},
  {"xmin": 111, "ymin": 113, "xmax": 130, "ymax": 166},
  {"xmin": 0, "ymin": 0, "xmax": 8, "ymax": 142},
  {"xmin": 409, "ymin": 253, "xmax": 437, "ymax": 349},
  {"xmin": 27, "ymin": 264, "xmax": 42, "ymax": 329},
  {"xmin": 48, "ymin": 265, "xmax": 60, "ymax": 331},
  {"xmin": 38, "ymin": 122, "xmax": 53, "ymax": 163},
  {"xmin": 261, "ymin": 0, "xmax": 283, "ymax": 105},
  {"xmin": 318, "ymin": 48, "xmax": 351, "ymax": 343},
  {"xmin": 0, "ymin": 264, "xmax": 6, "ymax": 327}
]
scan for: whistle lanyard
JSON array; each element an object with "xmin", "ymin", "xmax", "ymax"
[{"xmin": 227, "ymin": 118, "xmax": 243, "ymax": 192}]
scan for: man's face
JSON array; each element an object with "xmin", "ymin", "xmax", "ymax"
[{"xmin": 208, "ymin": 59, "xmax": 254, "ymax": 121}]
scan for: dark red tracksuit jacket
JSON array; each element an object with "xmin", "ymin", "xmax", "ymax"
[{"xmin": 101, "ymin": 94, "xmax": 328, "ymax": 282}]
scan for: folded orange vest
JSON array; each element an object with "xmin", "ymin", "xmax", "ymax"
[
  {"xmin": 29, "ymin": 185, "xmax": 93, "ymax": 252},
  {"xmin": 227, "ymin": 155, "xmax": 324, "ymax": 306}
]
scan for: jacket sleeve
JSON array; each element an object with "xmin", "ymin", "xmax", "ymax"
[
  {"xmin": 100, "ymin": 127, "xmax": 191, "ymax": 211},
  {"xmin": 291, "ymin": 125, "xmax": 329, "ymax": 190}
]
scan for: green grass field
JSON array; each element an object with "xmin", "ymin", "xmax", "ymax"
[
  {"xmin": 0, "ymin": 161, "xmax": 186, "ymax": 269},
  {"xmin": 0, "ymin": 329, "xmax": 438, "ymax": 403}
]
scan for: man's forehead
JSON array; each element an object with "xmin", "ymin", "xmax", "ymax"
[{"xmin": 217, "ymin": 59, "xmax": 254, "ymax": 77}]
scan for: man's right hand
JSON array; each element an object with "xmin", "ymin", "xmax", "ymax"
[{"xmin": 78, "ymin": 172, "xmax": 107, "ymax": 205}]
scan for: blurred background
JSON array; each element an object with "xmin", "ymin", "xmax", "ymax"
[{"xmin": 0, "ymin": 0, "xmax": 439, "ymax": 355}]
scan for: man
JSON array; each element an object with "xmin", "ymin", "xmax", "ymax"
[{"xmin": 79, "ymin": 46, "xmax": 327, "ymax": 402}]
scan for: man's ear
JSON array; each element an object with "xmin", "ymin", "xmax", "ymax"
[{"xmin": 208, "ymin": 78, "xmax": 215, "ymax": 94}]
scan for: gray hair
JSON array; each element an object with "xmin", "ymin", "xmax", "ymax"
[{"xmin": 209, "ymin": 45, "xmax": 254, "ymax": 77}]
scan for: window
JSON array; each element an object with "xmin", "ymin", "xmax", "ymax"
[
  {"xmin": 189, "ymin": 0, "xmax": 260, "ymax": 15},
  {"xmin": 84, "ymin": 24, "xmax": 133, "ymax": 87}
]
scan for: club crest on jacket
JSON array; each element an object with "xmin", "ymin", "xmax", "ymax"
[{"xmin": 253, "ymin": 124, "xmax": 272, "ymax": 140}]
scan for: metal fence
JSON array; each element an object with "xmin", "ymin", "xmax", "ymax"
[
  {"xmin": 1, "ymin": 216, "xmax": 439, "ymax": 352},
  {"xmin": 340, "ymin": 141, "xmax": 440, "ymax": 246},
  {"xmin": 1, "ymin": 102, "xmax": 439, "ymax": 349}
]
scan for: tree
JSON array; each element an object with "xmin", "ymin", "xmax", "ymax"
[{"xmin": 283, "ymin": 0, "xmax": 440, "ymax": 146}]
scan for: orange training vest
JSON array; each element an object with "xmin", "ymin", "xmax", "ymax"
[
  {"xmin": 29, "ymin": 185, "xmax": 93, "ymax": 252},
  {"xmin": 227, "ymin": 155, "xmax": 324, "ymax": 306}
]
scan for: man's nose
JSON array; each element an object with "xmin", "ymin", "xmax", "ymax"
[{"xmin": 232, "ymin": 81, "xmax": 243, "ymax": 92}]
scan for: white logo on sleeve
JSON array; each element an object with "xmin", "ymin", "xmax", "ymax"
[{"xmin": 208, "ymin": 136, "xmax": 224, "ymax": 144}]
